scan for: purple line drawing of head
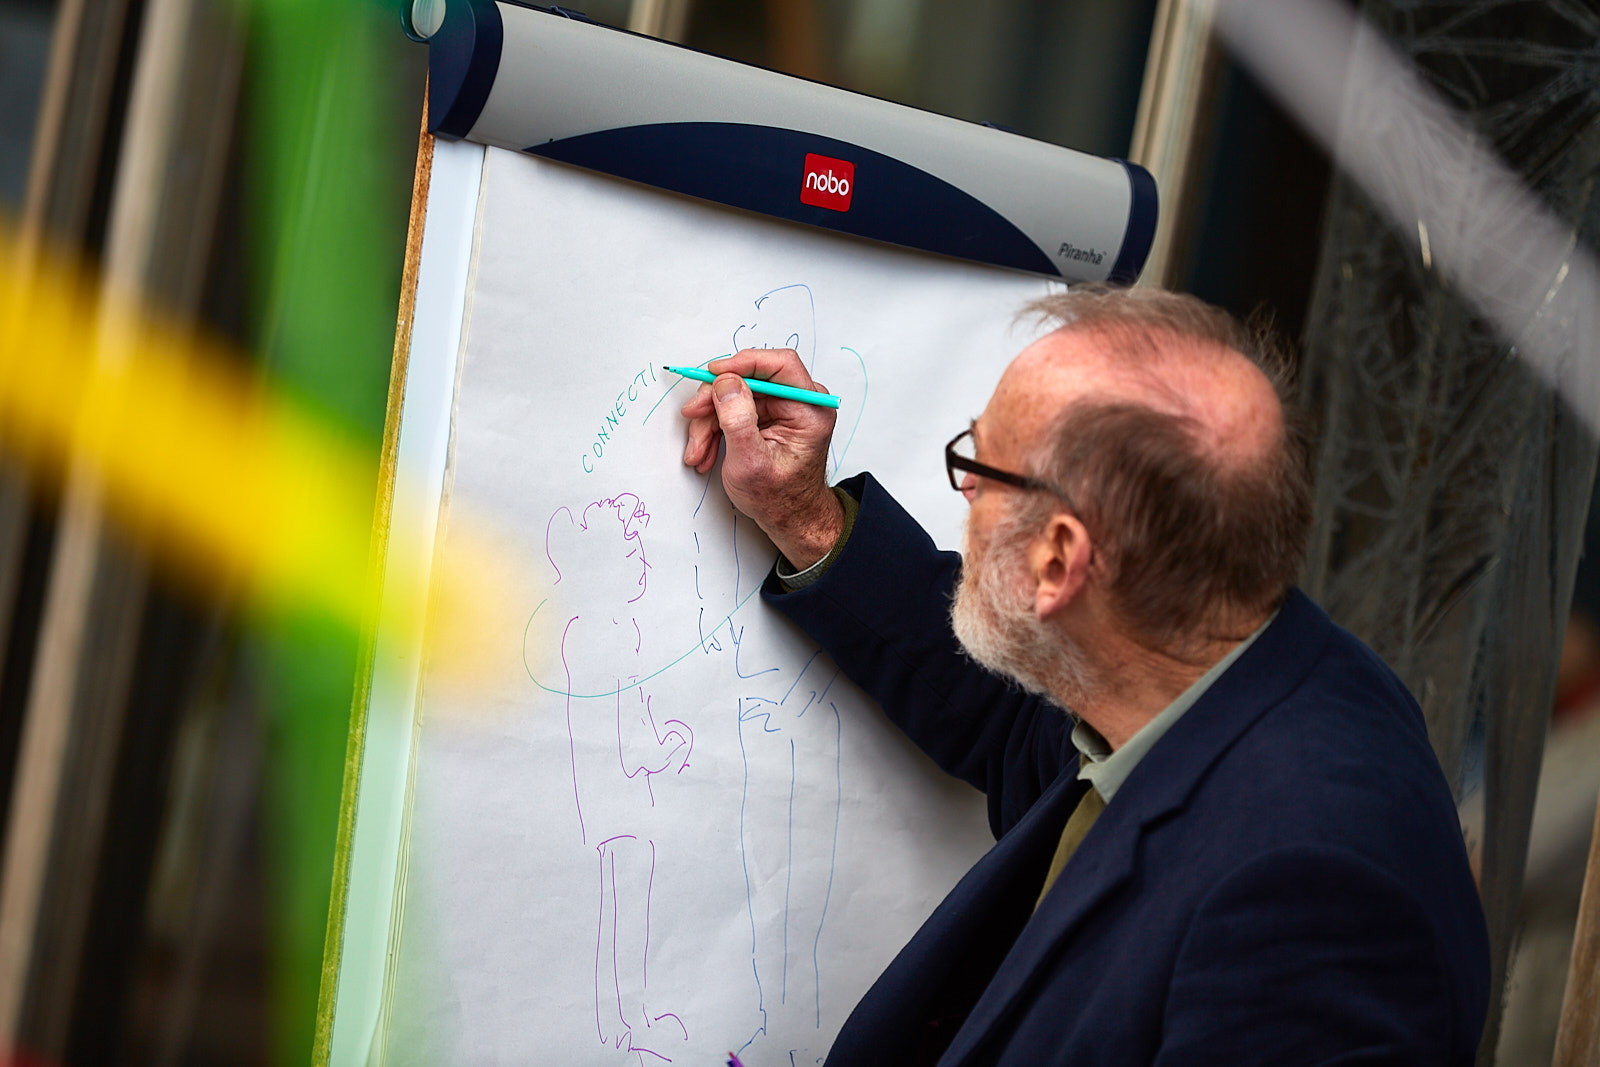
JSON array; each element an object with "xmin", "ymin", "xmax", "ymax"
[{"xmin": 547, "ymin": 492, "xmax": 653, "ymax": 608}]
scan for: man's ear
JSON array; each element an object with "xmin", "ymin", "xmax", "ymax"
[{"xmin": 1029, "ymin": 511, "xmax": 1092, "ymax": 620}]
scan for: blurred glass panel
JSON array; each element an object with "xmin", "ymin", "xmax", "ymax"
[
  {"xmin": 558, "ymin": 0, "xmax": 635, "ymax": 27},
  {"xmin": 0, "ymin": 0, "xmax": 56, "ymax": 210},
  {"xmin": 686, "ymin": 0, "xmax": 1159, "ymax": 159}
]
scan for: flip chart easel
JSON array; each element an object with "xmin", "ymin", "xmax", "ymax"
[{"xmin": 317, "ymin": 6, "xmax": 1156, "ymax": 1063}]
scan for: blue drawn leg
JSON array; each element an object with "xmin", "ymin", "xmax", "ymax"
[
  {"xmin": 735, "ymin": 687, "xmax": 842, "ymax": 1056},
  {"xmin": 784, "ymin": 700, "xmax": 842, "ymax": 1034},
  {"xmin": 736, "ymin": 697, "xmax": 778, "ymax": 1056}
]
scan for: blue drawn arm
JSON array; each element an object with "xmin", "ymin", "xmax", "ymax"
[{"xmin": 763, "ymin": 473, "xmax": 1077, "ymax": 839}]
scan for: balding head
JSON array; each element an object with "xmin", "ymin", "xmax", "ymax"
[
  {"xmin": 1001, "ymin": 285, "xmax": 1312, "ymax": 651},
  {"xmin": 1011, "ymin": 319, "xmax": 1285, "ymax": 470}
]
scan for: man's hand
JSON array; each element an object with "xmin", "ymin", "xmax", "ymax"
[{"xmin": 680, "ymin": 348, "xmax": 844, "ymax": 570}]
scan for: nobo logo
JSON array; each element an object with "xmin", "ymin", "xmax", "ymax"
[{"xmin": 800, "ymin": 153, "xmax": 855, "ymax": 212}]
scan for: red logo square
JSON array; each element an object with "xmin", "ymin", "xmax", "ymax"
[{"xmin": 800, "ymin": 153, "xmax": 855, "ymax": 212}]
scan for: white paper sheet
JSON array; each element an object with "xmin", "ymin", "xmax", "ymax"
[{"xmin": 388, "ymin": 147, "xmax": 1058, "ymax": 1065}]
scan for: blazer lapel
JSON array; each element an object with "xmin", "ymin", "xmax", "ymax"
[
  {"xmin": 935, "ymin": 800, "xmax": 1140, "ymax": 1066},
  {"xmin": 936, "ymin": 590, "xmax": 1335, "ymax": 1066}
]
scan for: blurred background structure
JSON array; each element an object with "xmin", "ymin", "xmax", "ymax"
[
  {"xmin": 0, "ymin": 0, "xmax": 1595, "ymax": 1064},
  {"xmin": 1288, "ymin": 4, "xmax": 1599, "ymax": 1061}
]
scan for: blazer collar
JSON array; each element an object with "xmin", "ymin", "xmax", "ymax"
[
  {"xmin": 937, "ymin": 588, "xmax": 1334, "ymax": 1065},
  {"xmin": 1111, "ymin": 587, "xmax": 1334, "ymax": 825}
]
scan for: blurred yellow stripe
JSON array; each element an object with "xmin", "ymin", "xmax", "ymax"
[
  {"xmin": 0, "ymin": 222, "xmax": 377, "ymax": 626},
  {"xmin": 0, "ymin": 222, "xmax": 539, "ymax": 702}
]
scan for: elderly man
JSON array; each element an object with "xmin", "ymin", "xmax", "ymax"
[{"xmin": 680, "ymin": 286, "xmax": 1489, "ymax": 1066}]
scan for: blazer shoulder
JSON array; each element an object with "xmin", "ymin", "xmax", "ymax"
[{"xmin": 1163, "ymin": 843, "xmax": 1479, "ymax": 1064}]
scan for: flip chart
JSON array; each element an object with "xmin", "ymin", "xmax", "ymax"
[{"xmin": 378, "ymin": 144, "xmax": 1063, "ymax": 1064}]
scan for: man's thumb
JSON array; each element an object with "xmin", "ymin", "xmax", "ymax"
[{"xmin": 711, "ymin": 374, "xmax": 761, "ymax": 455}]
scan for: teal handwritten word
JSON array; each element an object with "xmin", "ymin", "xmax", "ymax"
[{"xmin": 582, "ymin": 364, "xmax": 659, "ymax": 474}]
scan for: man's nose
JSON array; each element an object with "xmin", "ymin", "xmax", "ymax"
[{"xmin": 960, "ymin": 472, "xmax": 978, "ymax": 502}]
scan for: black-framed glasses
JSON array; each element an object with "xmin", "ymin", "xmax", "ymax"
[{"xmin": 945, "ymin": 428, "xmax": 1067, "ymax": 498}]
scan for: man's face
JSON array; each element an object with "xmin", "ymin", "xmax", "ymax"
[
  {"xmin": 947, "ymin": 336, "xmax": 1099, "ymax": 707},
  {"xmin": 951, "ymin": 488, "xmax": 1076, "ymax": 705}
]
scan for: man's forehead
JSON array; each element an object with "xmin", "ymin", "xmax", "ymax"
[
  {"xmin": 984, "ymin": 329, "xmax": 1123, "ymax": 435},
  {"xmin": 992, "ymin": 323, "xmax": 1282, "ymax": 463},
  {"xmin": 1012, "ymin": 326, "xmax": 1147, "ymax": 393}
]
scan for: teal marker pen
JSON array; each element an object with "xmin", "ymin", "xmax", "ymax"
[{"xmin": 663, "ymin": 365, "xmax": 842, "ymax": 409}]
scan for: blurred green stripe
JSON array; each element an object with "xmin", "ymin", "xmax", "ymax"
[{"xmin": 241, "ymin": 0, "xmax": 422, "ymax": 1061}]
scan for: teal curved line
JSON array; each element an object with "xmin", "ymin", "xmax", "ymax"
[
  {"xmin": 831, "ymin": 346, "xmax": 868, "ymax": 478},
  {"xmin": 523, "ymin": 581, "xmax": 767, "ymax": 699},
  {"xmin": 640, "ymin": 354, "xmax": 730, "ymax": 428}
]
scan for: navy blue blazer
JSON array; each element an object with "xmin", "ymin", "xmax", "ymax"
[{"xmin": 766, "ymin": 474, "xmax": 1490, "ymax": 1066}]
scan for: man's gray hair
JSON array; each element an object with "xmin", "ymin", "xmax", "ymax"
[{"xmin": 1019, "ymin": 284, "xmax": 1313, "ymax": 649}]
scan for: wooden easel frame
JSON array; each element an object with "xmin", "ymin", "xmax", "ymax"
[
  {"xmin": 310, "ymin": 89, "xmax": 491, "ymax": 1064},
  {"xmin": 309, "ymin": 100, "xmax": 434, "ymax": 1067}
]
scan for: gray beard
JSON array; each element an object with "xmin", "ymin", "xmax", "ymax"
[{"xmin": 949, "ymin": 513, "xmax": 1092, "ymax": 713}]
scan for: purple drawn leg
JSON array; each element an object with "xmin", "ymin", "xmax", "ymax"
[
  {"xmin": 594, "ymin": 835, "xmax": 686, "ymax": 1062},
  {"xmin": 595, "ymin": 835, "xmax": 638, "ymax": 1047}
]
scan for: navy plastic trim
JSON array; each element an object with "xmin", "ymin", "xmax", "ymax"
[
  {"xmin": 528, "ymin": 122, "xmax": 1062, "ymax": 278},
  {"xmin": 401, "ymin": 2, "xmax": 430, "ymax": 43},
  {"xmin": 428, "ymin": 0, "xmax": 503, "ymax": 139},
  {"xmin": 1108, "ymin": 159, "xmax": 1158, "ymax": 285}
]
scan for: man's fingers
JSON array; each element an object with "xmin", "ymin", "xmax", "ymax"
[
  {"xmin": 710, "ymin": 374, "xmax": 765, "ymax": 467},
  {"xmin": 707, "ymin": 348, "xmax": 815, "ymax": 390},
  {"xmin": 693, "ymin": 429, "xmax": 721, "ymax": 475},
  {"xmin": 679, "ymin": 381, "xmax": 715, "ymax": 418},
  {"xmin": 682, "ymin": 413, "xmax": 718, "ymax": 469},
  {"xmin": 688, "ymin": 423, "xmax": 721, "ymax": 474}
]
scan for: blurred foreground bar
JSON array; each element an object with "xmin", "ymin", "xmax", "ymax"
[{"xmin": 0, "ymin": 0, "xmax": 248, "ymax": 1063}]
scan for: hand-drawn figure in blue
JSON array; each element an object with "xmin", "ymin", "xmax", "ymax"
[
  {"xmin": 731, "ymin": 284, "xmax": 867, "ymax": 483},
  {"xmin": 731, "ymin": 652, "xmax": 844, "ymax": 1067},
  {"xmin": 544, "ymin": 493, "xmax": 692, "ymax": 1064},
  {"xmin": 698, "ymin": 286, "xmax": 867, "ymax": 1063}
]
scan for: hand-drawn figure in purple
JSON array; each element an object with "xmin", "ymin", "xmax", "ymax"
[
  {"xmin": 702, "ymin": 286, "xmax": 865, "ymax": 1063},
  {"xmin": 545, "ymin": 493, "xmax": 691, "ymax": 1064}
]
